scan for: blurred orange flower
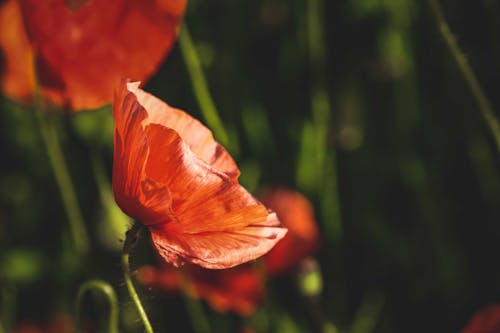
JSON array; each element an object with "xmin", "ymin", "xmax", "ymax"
[
  {"xmin": 461, "ymin": 304, "xmax": 500, "ymax": 333},
  {"xmin": 0, "ymin": 0, "xmax": 186, "ymax": 110},
  {"xmin": 260, "ymin": 187, "xmax": 320, "ymax": 275},
  {"xmin": 13, "ymin": 313, "xmax": 75, "ymax": 333},
  {"xmin": 139, "ymin": 263, "xmax": 264, "ymax": 316},
  {"xmin": 113, "ymin": 80, "xmax": 287, "ymax": 269}
]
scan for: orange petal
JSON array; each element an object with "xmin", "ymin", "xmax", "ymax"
[
  {"xmin": 0, "ymin": 0, "xmax": 35, "ymax": 102},
  {"xmin": 127, "ymin": 81, "xmax": 239, "ymax": 179},
  {"xmin": 113, "ymin": 82, "xmax": 173, "ymax": 225},
  {"xmin": 150, "ymin": 212, "xmax": 285, "ymax": 269},
  {"xmin": 20, "ymin": 0, "xmax": 186, "ymax": 110}
]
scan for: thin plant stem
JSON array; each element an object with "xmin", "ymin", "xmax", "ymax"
[
  {"xmin": 122, "ymin": 223, "xmax": 154, "ymax": 333},
  {"xmin": 76, "ymin": 280, "xmax": 119, "ymax": 333},
  {"xmin": 429, "ymin": 0, "xmax": 500, "ymax": 152},
  {"xmin": 34, "ymin": 98, "xmax": 89, "ymax": 255},
  {"xmin": 179, "ymin": 24, "xmax": 231, "ymax": 149},
  {"xmin": 306, "ymin": 0, "xmax": 342, "ymax": 240}
]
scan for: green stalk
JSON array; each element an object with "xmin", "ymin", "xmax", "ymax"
[
  {"xmin": 179, "ymin": 24, "xmax": 231, "ymax": 149},
  {"xmin": 76, "ymin": 280, "xmax": 119, "ymax": 333},
  {"xmin": 429, "ymin": 0, "xmax": 500, "ymax": 153},
  {"xmin": 306, "ymin": 0, "xmax": 342, "ymax": 240},
  {"xmin": 122, "ymin": 223, "xmax": 154, "ymax": 333},
  {"xmin": 34, "ymin": 100, "xmax": 89, "ymax": 255}
]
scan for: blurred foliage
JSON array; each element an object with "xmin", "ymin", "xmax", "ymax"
[{"xmin": 1, "ymin": 0, "xmax": 500, "ymax": 332}]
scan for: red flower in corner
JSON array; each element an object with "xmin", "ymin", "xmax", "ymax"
[
  {"xmin": 462, "ymin": 304, "xmax": 500, "ymax": 333},
  {"xmin": 113, "ymin": 80, "xmax": 287, "ymax": 269},
  {"xmin": 260, "ymin": 187, "xmax": 320, "ymax": 276},
  {"xmin": 139, "ymin": 263, "xmax": 264, "ymax": 316},
  {"xmin": 7, "ymin": 0, "xmax": 186, "ymax": 110}
]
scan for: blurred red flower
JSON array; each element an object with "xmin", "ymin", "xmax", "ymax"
[
  {"xmin": 260, "ymin": 187, "xmax": 320, "ymax": 275},
  {"xmin": 462, "ymin": 304, "xmax": 500, "ymax": 333},
  {"xmin": 0, "ymin": 0, "xmax": 186, "ymax": 110},
  {"xmin": 139, "ymin": 263, "xmax": 264, "ymax": 316},
  {"xmin": 113, "ymin": 80, "xmax": 287, "ymax": 269}
]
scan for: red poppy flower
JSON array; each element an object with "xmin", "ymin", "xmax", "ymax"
[
  {"xmin": 260, "ymin": 187, "xmax": 320, "ymax": 276},
  {"xmin": 138, "ymin": 263, "xmax": 264, "ymax": 316},
  {"xmin": 0, "ymin": 0, "xmax": 36, "ymax": 102},
  {"xmin": 11, "ymin": 0, "xmax": 186, "ymax": 110},
  {"xmin": 113, "ymin": 80, "xmax": 287, "ymax": 269},
  {"xmin": 461, "ymin": 304, "xmax": 500, "ymax": 333}
]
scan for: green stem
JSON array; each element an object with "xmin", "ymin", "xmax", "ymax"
[
  {"xmin": 429, "ymin": 0, "xmax": 500, "ymax": 152},
  {"xmin": 76, "ymin": 280, "xmax": 119, "ymax": 333},
  {"xmin": 179, "ymin": 24, "xmax": 231, "ymax": 149},
  {"xmin": 34, "ymin": 104, "xmax": 89, "ymax": 255},
  {"xmin": 306, "ymin": 0, "xmax": 342, "ymax": 240},
  {"xmin": 122, "ymin": 223, "xmax": 154, "ymax": 333}
]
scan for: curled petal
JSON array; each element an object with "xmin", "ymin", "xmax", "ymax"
[
  {"xmin": 151, "ymin": 213, "xmax": 285, "ymax": 269},
  {"xmin": 127, "ymin": 81, "xmax": 239, "ymax": 179}
]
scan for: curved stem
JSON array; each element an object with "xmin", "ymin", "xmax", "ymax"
[
  {"xmin": 34, "ymin": 101, "xmax": 89, "ymax": 255},
  {"xmin": 122, "ymin": 223, "xmax": 154, "ymax": 333},
  {"xmin": 429, "ymin": 0, "xmax": 500, "ymax": 153},
  {"xmin": 179, "ymin": 24, "xmax": 231, "ymax": 149},
  {"xmin": 76, "ymin": 280, "xmax": 119, "ymax": 333}
]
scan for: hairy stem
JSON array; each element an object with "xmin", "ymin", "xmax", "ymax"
[
  {"xmin": 122, "ymin": 223, "xmax": 154, "ymax": 333},
  {"xmin": 429, "ymin": 0, "xmax": 500, "ymax": 152}
]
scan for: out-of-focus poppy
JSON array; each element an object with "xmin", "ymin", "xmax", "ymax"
[
  {"xmin": 139, "ymin": 263, "xmax": 264, "ymax": 316},
  {"xmin": 461, "ymin": 304, "xmax": 500, "ymax": 333},
  {"xmin": 13, "ymin": 313, "xmax": 75, "ymax": 333},
  {"xmin": 4, "ymin": 0, "xmax": 186, "ymax": 110},
  {"xmin": 113, "ymin": 80, "xmax": 287, "ymax": 269},
  {"xmin": 260, "ymin": 187, "xmax": 320, "ymax": 276},
  {"xmin": 0, "ymin": 0, "xmax": 35, "ymax": 102}
]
